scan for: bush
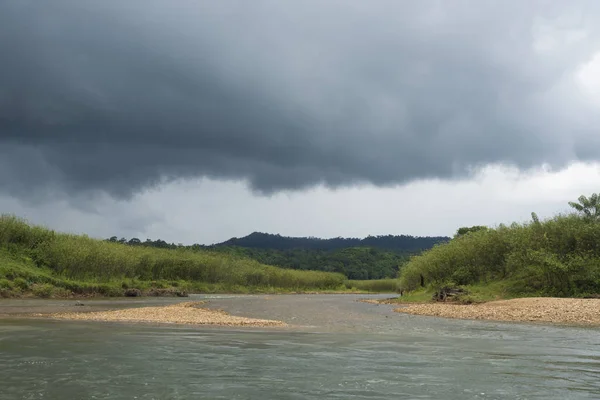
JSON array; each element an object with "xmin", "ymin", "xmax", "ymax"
[
  {"xmin": 31, "ymin": 283, "xmax": 54, "ymax": 298},
  {"xmin": 399, "ymin": 213, "xmax": 600, "ymax": 297},
  {"xmin": 12, "ymin": 278, "xmax": 29, "ymax": 291},
  {"xmin": 0, "ymin": 279, "xmax": 13, "ymax": 290},
  {"xmin": 97, "ymin": 284, "xmax": 124, "ymax": 297}
]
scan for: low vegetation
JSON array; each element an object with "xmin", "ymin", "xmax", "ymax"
[
  {"xmin": 0, "ymin": 215, "xmax": 370, "ymax": 298},
  {"xmin": 399, "ymin": 194, "xmax": 600, "ymax": 301},
  {"xmin": 105, "ymin": 232, "xmax": 449, "ymax": 280},
  {"xmin": 345, "ymin": 279, "xmax": 400, "ymax": 293}
]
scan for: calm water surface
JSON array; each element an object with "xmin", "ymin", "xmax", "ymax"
[{"xmin": 1, "ymin": 294, "xmax": 599, "ymax": 399}]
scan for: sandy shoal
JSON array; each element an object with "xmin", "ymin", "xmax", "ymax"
[
  {"xmin": 49, "ymin": 301, "xmax": 286, "ymax": 327},
  {"xmin": 395, "ymin": 297, "xmax": 600, "ymax": 325}
]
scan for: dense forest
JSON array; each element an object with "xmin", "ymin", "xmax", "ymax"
[
  {"xmin": 106, "ymin": 232, "xmax": 449, "ymax": 280},
  {"xmin": 214, "ymin": 232, "xmax": 449, "ymax": 252},
  {"xmin": 209, "ymin": 246, "xmax": 409, "ymax": 280},
  {"xmin": 399, "ymin": 194, "xmax": 600, "ymax": 299},
  {"xmin": 107, "ymin": 232, "xmax": 449, "ymax": 253}
]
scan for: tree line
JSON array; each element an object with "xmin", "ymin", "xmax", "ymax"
[
  {"xmin": 106, "ymin": 232, "xmax": 448, "ymax": 280},
  {"xmin": 211, "ymin": 246, "xmax": 410, "ymax": 280},
  {"xmin": 216, "ymin": 232, "xmax": 449, "ymax": 252}
]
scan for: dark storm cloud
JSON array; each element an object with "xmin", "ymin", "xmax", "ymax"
[{"xmin": 2, "ymin": 0, "xmax": 600, "ymax": 198}]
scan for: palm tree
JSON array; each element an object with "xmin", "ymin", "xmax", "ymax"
[{"xmin": 568, "ymin": 194, "xmax": 600, "ymax": 220}]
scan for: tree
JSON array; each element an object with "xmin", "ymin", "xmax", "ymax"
[
  {"xmin": 568, "ymin": 194, "xmax": 600, "ymax": 221},
  {"xmin": 455, "ymin": 225, "xmax": 487, "ymax": 238}
]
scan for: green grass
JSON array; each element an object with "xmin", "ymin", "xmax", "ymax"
[
  {"xmin": 0, "ymin": 244, "xmax": 359, "ymax": 298},
  {"xmin": 0, "ymin": 244, "xmax": 396, "ymax": 298},
  {"xmin": 393, "ymin": 288, "xmax": 434, "ymax": 303},
  {"xmin": 0, "ymin": 215, "xmax": 403, "ymax": 298}
]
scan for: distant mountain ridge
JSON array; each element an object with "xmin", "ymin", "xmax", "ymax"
[
  {"xmin": 103, "ymin": 231, "xmax": 451, "ymax": 280},
  {"xmin": 214, "ymin": 232, "xmax": 450, "ymax": 252}
]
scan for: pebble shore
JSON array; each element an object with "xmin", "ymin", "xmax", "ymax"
[
  {"xmin": 49, "ymin": 301, "xmax": 287, "ymax": 327},
  {"xmin": 395, "ymin": 297, "xmax": 600, "ymax": 325}
]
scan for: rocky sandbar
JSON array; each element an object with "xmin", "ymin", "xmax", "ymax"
[
  {"xmin": 395, "ymin": 297, "xmax": 600, "ymax": 325},
  {"xmin": 48, "ymin": 301, "xmax": 286, "ymax": 327}
]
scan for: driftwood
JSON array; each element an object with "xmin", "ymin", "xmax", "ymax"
[{"xmin": 432, "ymin": 286, "xmax": 466, "ymax": 302}]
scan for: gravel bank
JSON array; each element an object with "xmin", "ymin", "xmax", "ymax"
[
  {"xmin": 395, "ymin": 297, "xmax": 600, "ymax": 325},
  {"xmin": 48, "ymin": 301, "xmax": 287, "ymax": 327}
]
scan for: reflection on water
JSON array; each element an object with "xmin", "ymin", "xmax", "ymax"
[{"xmin": 1, "ymin": 296, "xmax": 599, "ymax": 399}]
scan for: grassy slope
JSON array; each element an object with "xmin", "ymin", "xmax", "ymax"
[
  {"xmin": 0, "ymin": 215, "xmax": 397, "ymax": 298},
  {"xmin": 396, "ymin": 213, "xmax": 600, "ymax": 304}
]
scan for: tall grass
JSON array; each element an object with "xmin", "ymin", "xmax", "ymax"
[
  {"xmin": 346, "ymin": 279, "xmax": 400, "ymax": 293},
  {"xmin": 399, "ymin": 214, "xmax": 600, "ymax": 297},
  {"xmin": 0, "ymin": 215, "xmax": 345, "ymax": 292}
]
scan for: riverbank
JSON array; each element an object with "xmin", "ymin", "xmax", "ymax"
[
  {"xmin": 0, "ymin": 216, "xmax": 348, "ymax": 299},
  {"xmin": 394, "ymin": 297, "xmax": 600, "ymax": 325},
  {"xmin": 6, "ymin": 293, "xmax": 599, "ymax": 329},
  {"xmin": 0, "ymin": 294, "xmax": 397, "ymax": 332},
  {"xmin": 0, "ymin": 234, "xmax": 392, "ymax": 299},
  {"xmin": 46, "ymin": 301, "xmax": 287, "ymax": 327}
]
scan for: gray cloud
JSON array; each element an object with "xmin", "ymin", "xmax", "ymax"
[{"xmin": 2, "ymin": 0, "xmax": 600, "ymax": 199}]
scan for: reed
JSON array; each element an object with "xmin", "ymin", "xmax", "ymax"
[{"xmin": 0, "ymin": 214, "xmax": 346, "ymax": 296}]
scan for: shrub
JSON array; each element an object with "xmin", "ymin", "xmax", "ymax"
[
  {"xmin": 31, "ymin": 283, "xmax": 54, "ymax": 298},
  {"xmin": 12, "ymin": 278, "xmax": 29, "ymax": 291},
  {"xmin": 399, "ymin": 213, "xmax": 600, "ymax": 297},
  {"xmin": 97, "ymin": 284, "xmax": 124, "ymax": 297},
  {"xmin": 0, "ymin": 279, "xmax": 14, "ymax": 290}
]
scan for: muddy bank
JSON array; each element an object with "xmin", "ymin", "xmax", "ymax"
[
  {"xmin": 47, "ymin": 301, "xmax": 286, "ymax": 327},
  {"xmin": 395, "ymin": 297, "xmax": 600, "ymax": 325}
]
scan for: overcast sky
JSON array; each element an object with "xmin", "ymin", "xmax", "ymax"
[{"xmin": 2, "ymin": 0, "xmax": 600, "ymax": 244}]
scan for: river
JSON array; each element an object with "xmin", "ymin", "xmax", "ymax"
[{"xmin": 1, "ymin": 294, "xmax": 599, "ymax": 399}]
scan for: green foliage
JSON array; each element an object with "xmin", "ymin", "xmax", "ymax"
[
  {"xmin": 400, "ymin": 212, "xmax": 600, "ymax": 297},
  {"xmin": 0, "ymin": 214, "xmax": 347, "ymax": 296},
  {"xmin": 214, "ymin": 232, "xmax": 449, "ymax": 252},
  {"xmin": 345, "ymin": 279, "xmax": 400, "ymax": 292},
  {"xmin": 13, "ymin": 278, "xmax": 30, "ymax": 291},
  {"xmin": 0, "ymin": 278, "xmax": 13, "ymax": 290},
  {"xmin": 568, "ymin": 193, "xmax": 600, "ymax": 221},
  {"xmin": 455, "ymin": 225, "xmax": 488, "ymax": 238},
  {"xmin": 105, "ymin": 230, "xmax": 448, "ymax": 280},
  {"xmin": 210, "ymin": 246, "xmax": 409, "ymax": 279},
  {"xmin": 31, "ymin": 283, "xmax": 54, "ymax": 298},
  {"xmin": 393, "ymin": 288, "xmax": 433, "ymax": 303}
]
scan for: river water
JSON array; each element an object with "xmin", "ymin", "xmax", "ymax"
[{"xmin": 1, "ymin": 294, "xmax": 599, "ymax": 399}]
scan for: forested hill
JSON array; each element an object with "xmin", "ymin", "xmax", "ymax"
[
  {"xmin": 214, "ymin": 232, "xmax": 449, "ymax": 252},
  {"xmin": 104, "ymin": 232, "xmax": 450, "ymax": 280}
]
